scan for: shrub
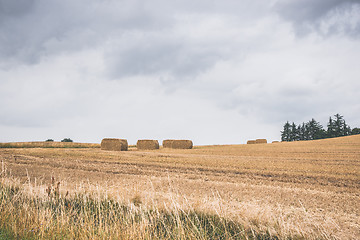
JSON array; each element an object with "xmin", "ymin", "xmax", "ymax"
[
  {"xmin": 352, "ymin": 128, "xmax": 360, "ymax": 135},
  {"xmin": 45, "ymin": 139, "xmax": 54, "ymax": 142},
  {"xmin": 61, "ymin": 138, "xmax": 73, "ymax": 142}
]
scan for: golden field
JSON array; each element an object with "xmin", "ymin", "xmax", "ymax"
[
  {"xmin": 0, "ymin": 141, "xmax": 100, "ymax": 148},
  {"xmin": 1, "ymin": 135, "xmax": 359, "ymax": 239}
]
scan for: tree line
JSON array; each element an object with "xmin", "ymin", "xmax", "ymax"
[
  {"xmin": 281, "ymin": 114, "xmax": 360, "ymax": 142},
  {"xmin": 45, "ymin": 138, "xmax": 73, "ymax": 142}
]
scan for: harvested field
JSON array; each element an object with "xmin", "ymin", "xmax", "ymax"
[
  {"xmin": 0, "ymin": 141, "xmax": 100, "ymax": 148},
  {"xmin": 136, "ymin": 139, "xmax": 159, "ymax": 150},
  {"xmin": 1, "ymin": 135, "xmax": 360, "ymax": 239}
]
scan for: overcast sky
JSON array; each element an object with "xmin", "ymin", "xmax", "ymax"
[{"xmin": 1, "ymin": 0, "xmax": 359, "ymax": 145}]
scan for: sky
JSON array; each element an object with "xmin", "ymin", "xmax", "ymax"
[{"xmin": 0, "ymin": 0, "xmax": 359, "ymax": 145}]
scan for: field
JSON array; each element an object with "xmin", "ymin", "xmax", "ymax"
[
  {"xmin": 1, "ymin": 135, "xmax": 359, "ymax": 239},
  {"xmin": 0, "ymin": 141, "xmax": 100, "ymax": 148}
]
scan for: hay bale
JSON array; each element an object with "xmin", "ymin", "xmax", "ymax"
[
  {"xmin": 272, "ymin": 141, "xmax": 279, "ymax": 143},
  {"xmin": 162, "ymin": 139, "xmax": 174, "ymax": 148},
  {"xmin": 255, "ymin": 139, "xmax": 267, "ymax": 144},
  {"xmin": 247, "ymin": 140, "xmax": 256, "ymax": 144},
  {"xmin": 101, "ymin": 138, "xmax": 128, "ymax": 151},
  {"xmin": 172, "ymin": 140, "xmax": 193, "ymax": 149},
  {"xmin": 162, "ymin": 139, "xmax": 193, "ymax": 149},
  {"xmin": 137, "ymin": 140, "xmax": 159, "ymax": 150}
]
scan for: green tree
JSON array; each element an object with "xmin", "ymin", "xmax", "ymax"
[
  {"xmin": 331, "ymin": 114, "xmax": 351, "ymax": 137},
  {"xmin": 290, "ymin": 122, "xmax": 298, "ymax": 141},
  {"xmin": 304, "ymin": 122, "xmax": 311, "ymax": 140},
  {"xmin": 61, "ymin": 138, "xmax": 73, "ymax": 142},
  {"xmin": 352, "ymin": 128, "xmax": 360, "ymax": 135},
  {"xmin": 327, "ymin": 116, "xmax": 336, "ymax": 138},
  {"xmin": 306, "ymin": 118, "xmax": 324, "ymax": 140},
  {"xmin": 342, "ymin": 120, "xmax": 351, "ymax": 136},
  {"xmin": 281, "ymin": 113, "xmax": 357, "ymax": 141},
  {"xmin": 298, "ymin": 123, "xmax": 306, "ymax": 140},
  {"xmin": 334, "ymin": 114, "xmax": 344, "ymax": 137},
  {"xmin": 281, "ymin": 121, "xmax": 291, "ymax": 142}
]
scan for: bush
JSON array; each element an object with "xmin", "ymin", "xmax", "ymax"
[
  {"xmin": 351, "ymin": 128, "xmax": 360, "ymax": 135},
  {"xmin": 45, "ymin": 139, "xmax": 54, "ymax": 142},
  {"xmin": 61, "ymin": 138, "xmax": 73, "ymax": 143}
]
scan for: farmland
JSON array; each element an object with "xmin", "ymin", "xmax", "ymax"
[{"xmin": 1, "ymin": 135, "xmax": 359, "ymax": 239}]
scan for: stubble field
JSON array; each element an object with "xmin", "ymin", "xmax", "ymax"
[{"xmin": 1, "ymin": 135, "xmax": 359, "ymax": 239}]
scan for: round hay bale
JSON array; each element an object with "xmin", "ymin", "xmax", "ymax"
[
  {"xmin": 247, "ymin": 140, "xmax": 256, "ymax": 144},
  {"xmin": 101, "ymin": 138, "xmax": 128, "ymax": 151},
  {"xmin": 137, "ymin": 140, "xmax": 159, "ymax": 150},
  {"xmin": 255, "ymin": 139, "xmax": 267, "ymax": 144}
]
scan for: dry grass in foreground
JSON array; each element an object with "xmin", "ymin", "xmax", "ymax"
[
  {"xmin": 0, "ymin": 177, "xmax": 275, "ymax": 239},
  {"xmin": 1, "ymin": 135, "xmax": 360, "ymax": 239}
]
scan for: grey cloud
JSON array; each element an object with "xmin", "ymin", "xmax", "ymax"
[
  {"xmin": 0, "ymin": 0, "xmax": 268, "ymax": 73},
  {"xmin": 275, "ymin": 0, "xmax": 349, "ymax": 22},
  {"xmin": 0, "ymin": 0, "xmax": 173, "ymax": 68},
  {"xmin": 0, "ymin": 0, "xmax": 87, "ymax": 67},
  {"xmin": 0, "ymin": 0, "xmax": 35, "ymax": 17},
  {"xmin": 275, "ymin": 0, "xmax": 360, "ymax": 36},
  {"xmin": 105, "ymin": 34, "xmax": 226, "ymax": 83},
  {"xmin": 101, "ymin": 1, "xmax": 265, "ymax": 85}
]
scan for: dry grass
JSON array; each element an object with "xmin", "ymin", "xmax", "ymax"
[
  {"xmin": 1, "ymin": 135, "xmax": 360, "ymax": 239},
  {"xmin": 0, "ymin": 141, "xmax": 100, "ymax": 148}
]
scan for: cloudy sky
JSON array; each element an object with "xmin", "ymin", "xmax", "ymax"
[{"xmin": 1, "ymin": 0, "xmax": 359, "ymax": 145}]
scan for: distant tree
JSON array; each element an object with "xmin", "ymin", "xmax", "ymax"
[
  {"xmin": 314, "ymin": 119, "xmax": 326, "ymax": 139},
  {"xmin": 327, "ymin": 117, "xmax": 336, "ymax": 138},
  {"xmin": 290, "ymin": 122, "xmax": 299, "ymax": 141},
  {"xmin": 281, "ymin": 114, "xmax": 357, "ymax": 141},
  {"xmin": 281, "ymin": 121, "xmax": 291, "ymax": 142},
  {"xmin": 331, "ymin": 114, "xmax": 351, "ymax": 137},
  {"xmin": 351, "ymin": 128, "xmax": 360, "ymax": 135},
  {"xmin": 304, "ymin": 122, "xmax": 311, "ymax": 140},
  {"xmin": 297, "ymin": 125, "xmax": 302, "ymax": 140},
  {"xmin": 342, "ymin": 120, "xmax": 352, "ymax": 136},
  {"xmin": 334, "ymin": 114, "xmax": 344, "ymax": 137},
  {"xmin": 306, "ymin": 118, "xmax": 324, "ymax": 140},
  {"xmin": 298, "ymin": 123, "xmax": 306, "ymax": 140},
  {"xmin": 45, "ymin": 139, "xmax": 54, "ymax": 142},
  {"xmin": 61, "ymin": 138, "xmax": 73, "ymax": 142}
]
